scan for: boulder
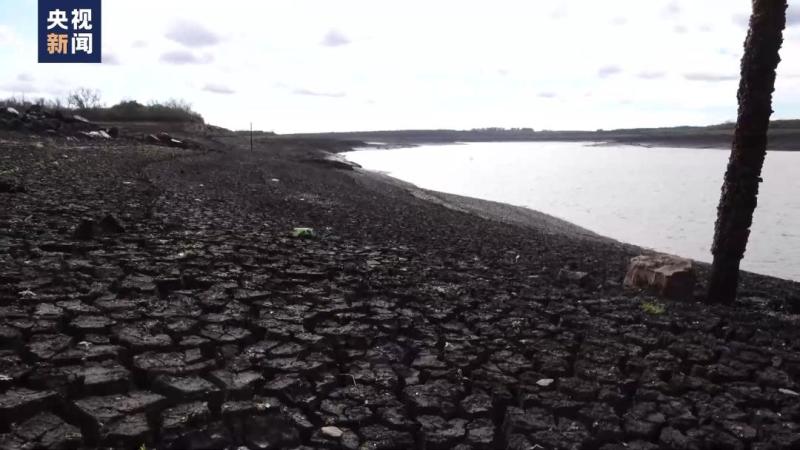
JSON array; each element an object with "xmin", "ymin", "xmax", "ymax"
[{"xmin": 623, "ymin": 254, "xmax": 696, "ymax": 300}]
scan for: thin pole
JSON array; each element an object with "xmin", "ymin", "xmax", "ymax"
[
  {"xmin": 250, "ymin": 122, "xmax": 253, "ymax": 152},
  {"xmin": 707, "ymin": 0, "xmax": 786, "ymax": 304}
]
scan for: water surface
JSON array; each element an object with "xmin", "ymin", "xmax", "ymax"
[{"xmin": 345, "ymin": 142, "xmax": 800, "ymax": 281}]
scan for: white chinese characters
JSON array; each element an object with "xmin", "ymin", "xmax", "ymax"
[
  {"xmin": 71, "ymin": 9, "xmax": 93, "ymax": 30},
  {"xmin": 45, "ymin": 8, "xmax": 94, "ymax": 55},
  {"xmin": 72, "ymin": 33, "xmax": 93, "ymax": 55},
  {"xmin": 46, "ymin": 9, "xmax": 68, "ymax": 30}
]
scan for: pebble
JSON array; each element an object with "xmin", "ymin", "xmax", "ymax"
[{"xmin": 320, "ymin": 426, "xmax": 344, "ymax": 438}]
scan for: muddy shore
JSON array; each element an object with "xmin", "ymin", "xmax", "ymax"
[{"xmin": 2, "ymin": 128, "xmax": 800, "ymax": 449}]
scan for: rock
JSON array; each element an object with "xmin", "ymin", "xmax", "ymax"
[
  {"xmin": 359, "ymin": 425, "xmax": 413, "ymax": 448},
  {"xmin": 207, "ymin": 370, "xmax": 263, "ymax": 397},
  {"xmin": 417, "ymin": 415, "xmax": 467, "ymax": 448},
  {"xmin": 160, "ymin": 401, "xmax": 211, "ymax": 431},
  {"xmin": 0, "ymin": 325, "xmax": 23, "ymax": 349},
  {"xmin": 403, "ymin": 379, "xmax": 463, "ymax": 416},
  {"xmin": 0, "ymin": 388, "xmax": 58, "ymax": 425},
  {"xmin": 73, "ymin": 215, "xmax": 125, "ymax": 240},
  {"xmin": 101, "ymin": 414, "xmax": 151, "ymax": 448},
  {"xmin": 5, "ymin": 107, "xmax": 20, "ymax": 117},
  {"xmin": 114, "ymin": 324, "xmax": 172, "ymax": 350},
  {"xmin": 503, "ymin": 407, "xmax": 554, "ymax": 436},
  {"xmin": 558, "ymin": 268, "xmax": 589, "ymax": 285},
  {"xmin": 536, "ymin": 378, "xmax": 555, "ymax": 387},
  {"xmin": 70, "ymin": 315, "xmax": 116, "ymax": 333},
  {"xmin": 10, "ymin": 412, "xmax": 82, "ymax": 448},
  {"xmin": 153, "ymin": 375, "xmax": 221, "ymax": 401},
  {"xmin": 466, "ymin": 418, "xmax": 495, "ymax": 447},
  {"xmin": 98, "ymin": 214, "xmax": 125, "ymax": 233},
  {"xmin": 80, "ymin": 130, "xmax": 111, "ymax": 139},
  {"xmin": 132, "ymin": 350, "xmax": 215, "ymax": 377},
  {"xmin": 169, "ymin": 138, "xmax": 188, "ymax": 149},
  {"xmin": 623, "ymin": 254, "xmax": 696, "ymax": 300},
  {"xmin": 72, "ymin": 361, "xmax": 131, "ymax": 395},
  {"xmin": 320, "ymin": 426, "xmax": 343, "ymax": 438},
  {"xmin": 144, "ymin": 132, "xmax": 190, "ymax": 149},
  {"xmin": 72, "ymin": 391, "xmax": 165, "ymax": 439},
  {"xmin": 460, "ymin": 391, "xmax": 493, "ymax": 418}
]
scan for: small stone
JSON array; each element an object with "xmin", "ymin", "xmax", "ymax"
[
  {"xmin": 536, "ymin": 378, "xmax": 555, "ymax": 387},
  {"xmin": 321, "ymin": 426, "xmax": 343, "ymax": 438},
  {"xmin": 558, "ymin": 269, "xmax": 589, "ymax": 284}
]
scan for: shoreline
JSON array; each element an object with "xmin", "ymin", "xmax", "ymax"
[
  {"xmin": 358, "ymin": 167, "xmax": 619, "ymax": 245},
  {"xmin": 341, "ymin": 143, "xmax": 800, "ymax": 282}
]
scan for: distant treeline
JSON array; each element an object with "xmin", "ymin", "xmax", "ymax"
[{"xmin": 287, "ymin": 120, "xmax": 800, "ymax": 150}]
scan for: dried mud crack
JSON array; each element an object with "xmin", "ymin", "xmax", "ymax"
[{"xmin": 2, "ymin": 130, "xmax": 800, "ymax": 449}]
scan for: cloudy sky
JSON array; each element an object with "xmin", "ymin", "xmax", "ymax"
[{"xmin": 1, "ymin": 0, "xmax": 799, "ymax": 133}]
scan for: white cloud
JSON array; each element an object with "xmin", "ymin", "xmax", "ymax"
[
  {"xmin": 203, "ymin": 83, "xmax": 235, "ymax": 94},
  {"xmin": 292, "ymin": 88, "xmax": 345, "ymax": 98},
  {"xmin": 598, "ymin": 65, "xmax": 622, "ymax": 78},
  {"xmin": 103, "ymin": 53, "xmax": 121, "ymax": 65},
  {"xmin": 165, "ymin": 20, "xmax": 221, "ymax": 47},
  {"xmin": 159, "ymin": 50, "xmax": 213, "ymax": 65},
  {"xmin": 321, "ymin": 29, "xmax": 350, "ymax": 47}
]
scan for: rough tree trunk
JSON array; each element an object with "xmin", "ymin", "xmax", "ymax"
[{"xmin": 708, "ymin": 0, "xmax": 787, "ymax": 304}]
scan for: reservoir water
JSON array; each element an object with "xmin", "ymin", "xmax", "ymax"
[{"xmin": 344, "ymin": 142, "xmax": 800, "ymax": 281}]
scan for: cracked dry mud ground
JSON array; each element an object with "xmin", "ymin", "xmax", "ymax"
[{"xmin": 2, "ymin": 131, "xmax": 800, "ymax": 450}]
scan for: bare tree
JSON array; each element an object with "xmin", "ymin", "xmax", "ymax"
[
  {"xmin": 66, "ymin": 88, "xmax": 102, "ymax": 110},
  {"xmin": 708, "ymin": 0, "xmax": 787, "ymax": 304}
]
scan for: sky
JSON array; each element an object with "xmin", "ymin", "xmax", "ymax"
[{"xmin": 1, "ymin": 0, "xmax": 800, "ymax": 133}]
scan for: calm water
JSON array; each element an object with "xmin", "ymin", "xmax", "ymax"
[{"xmin": 345, "ymin": 142, "xmax": 800, "ymax": 281}]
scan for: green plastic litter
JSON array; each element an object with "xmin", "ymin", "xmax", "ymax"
[{"xmin": 291, "ymin": 227, "xmax": 315, "ymax": 238}]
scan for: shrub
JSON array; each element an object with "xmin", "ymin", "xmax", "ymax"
[
  {"xmin": 3, "ymin": 88, "xmax": 204, "ymax": 124},
  {"xmin": 66, "ymin": 88, "xmax": 102, "ymax": 109},
  {"xmin": 79, "ymin": 99, "xmax": 204, "ymax": 123}
]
